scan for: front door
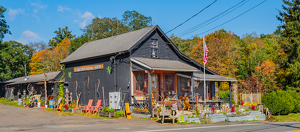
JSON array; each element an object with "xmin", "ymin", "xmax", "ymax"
[{"xmin": 151, "ymin": 74, "xmax": 160, "ymax": 101}]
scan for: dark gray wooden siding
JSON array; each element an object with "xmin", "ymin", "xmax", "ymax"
[
  {"xmin": 131, "ymin": 30, "xmax": 180, "ymax": 60},
  {"xmin": 64, "ymin": 53, "xmax": 131, "ymax": 106}
]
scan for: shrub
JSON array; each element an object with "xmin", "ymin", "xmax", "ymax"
[
  {"xmin": 287, "ymin": 91, "xmax": 300, "ymax": 113},
  {"xmin": 262, "ymin": 90, "xmax": 295, "ymax": 115},
  {"xmin": 114, "ymin": 110, "xmax": 125, "ymax": 118}
]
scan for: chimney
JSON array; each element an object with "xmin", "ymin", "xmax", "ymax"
[{"xmin": 24, "ymin": 65, "xmax": 27, "ymax": 80}]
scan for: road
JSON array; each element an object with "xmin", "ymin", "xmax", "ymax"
[{"xmin": 0, "ymin": 104, "xmax": 299, "ymax": 132}]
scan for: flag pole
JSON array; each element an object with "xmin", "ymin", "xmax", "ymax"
[{"xmin": 203, "ymin": 37, "xmax": 206, "ymax": 104}]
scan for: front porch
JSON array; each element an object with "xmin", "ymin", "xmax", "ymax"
[{"xmin": 130, "ymin": 57, "xmax": 237, "ymax": 117}]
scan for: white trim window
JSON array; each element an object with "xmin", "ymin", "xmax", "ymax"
[{"xmin": 151, "ymin": 39, "xmax": 158, "ymax": 58}]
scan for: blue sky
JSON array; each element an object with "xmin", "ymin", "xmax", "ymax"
[{"xmin": 2, "ymin": 0, "xmax": 283, "ymax": 45}]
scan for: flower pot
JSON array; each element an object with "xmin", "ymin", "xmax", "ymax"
[
  {"xmin": 40, "ymin": 105, "xmax": 45, "ymax": 108},
  {"xmin": 45, "ymin": 105, "xmax": 48, "ymax": 108}
]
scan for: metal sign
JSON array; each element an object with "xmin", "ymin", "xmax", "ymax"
[{"xmin": 74, "ymin": 64, "xmax": 104, "ymax": 72}]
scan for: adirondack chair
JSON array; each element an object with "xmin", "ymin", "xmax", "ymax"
[
  {"xmin": 81, "ymin": 99, "xmax": 93, "ymax": 114},
  {"xmin": 55, "ymin": 97, "xmax": 62, "ymax": 110},
  {"xmin": 90, "ymin": 100, "xmax": 102, "ymax": 115}
]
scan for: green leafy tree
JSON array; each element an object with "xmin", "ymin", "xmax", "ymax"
[
  {"xmin": 70, "ymin": 35, "xmax": 91, "ymax": 53},
  {"xmin": 48, "ymin": 26, "xmax": 75, "ymax": 49},
  {"xmin": 169, "ymin": 34, "xmax": 199, "ymax": 57},
  {"xmin": 82, "ymin": 17, "xmax": 129, "ymax": 40},
  {"xmin": 277, "ymin": 0, "xmax": 300, "ymax": 91},
  {"xmin": 0, "ymin": 41, "xmax": 33, "ymax": 81},
  {"xmin": 122, "ymin": 10, "xmax": 152, "ymax": 31},
  {"xmin": 0, "ymin": 6, "xmax": 11, "ymax": 41}
]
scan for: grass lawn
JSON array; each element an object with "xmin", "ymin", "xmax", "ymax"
[
  {"xmin": 0, "ymin": 97, "xmax": 23, "ymax": 107},
  {"xmin": 273, "ymin": 113, "xmax": 300, "ymax": 122}
]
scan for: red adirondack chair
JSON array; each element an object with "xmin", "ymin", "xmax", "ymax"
[
  {"xmin": 90, "ymin": 100, "xmax": 102, "ymax": 115},
  {"xmin": 81, "ymin": 99, "xmax": 93, "ymax": 114}
]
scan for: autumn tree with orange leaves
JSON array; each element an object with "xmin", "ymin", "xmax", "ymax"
[
  {"xmin": 191, "ymin": 29, "xmax": 238, "ymax": 90},
  {"xmin": 30, "ymin": 38, "xmax": 70, "ymax": 75}
]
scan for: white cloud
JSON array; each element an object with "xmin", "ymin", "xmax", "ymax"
[
  {"xmin": 57, "ymin": 5, "xmax": 71, "ymax": 12},
  {"xmin": 31, "ymin": 2, "xmax": 47, "ymax": 10},
  {"xmin": 79, "ymin": 11, "xmax": 95, "ymax": 28},
  {"xmin": 8, "ymin": 8, "xmax": 24, "ymax": 20},
  {"xmin": 17, "ymin": 30, "xmax": 42, "ymax": 44}
]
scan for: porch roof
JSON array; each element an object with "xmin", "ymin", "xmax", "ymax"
[
  {"xmin": 6, "ymin": 71, "xmax": 62, "ymax": 85},
  {"xmin": 131, "ymin": 57, "xmax": 199, "ymax": 72},
  {"xmin": 193, "ymin": 73, "xmax": 237, "ymax": 82}
]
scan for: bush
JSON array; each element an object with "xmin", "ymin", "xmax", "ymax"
[
  {"xmin": 287, "ymin": 91, "xmax": 300, "ymax": 113},
  {"xmin": 114, "ymin": 110, "xmax": 125, "ymax": 118},
  {"xmin": 262, "ymin": 90, "xmax": 295, "ymax": 115}
]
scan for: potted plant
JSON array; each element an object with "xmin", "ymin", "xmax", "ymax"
[{"xmin": 98, "ymin": 106, "xmax": 115, "ymax": 118}]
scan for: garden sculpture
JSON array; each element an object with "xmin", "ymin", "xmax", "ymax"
[
  {"xmin": 171, "ymin": 103, "xmax": 179, "ymax": 124},
  {"xmin": 182, "ymin": 96, "xmax": 192, "ymax": 111}
]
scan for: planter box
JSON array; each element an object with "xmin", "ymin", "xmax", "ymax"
[
  {"xmin": 132, "ymin": 111, "xmax": 150, "ymax": 115},
  {"xmin": 72, "ymin": 109, "xmax": 81, "ymax": 114},
  {"xmin": 131, "ymin": 113, "xmax": 151, "ymax": 118},
  {"xmin": 98, "ymin": 112, "xmax": 115, "ymax": 118},
  {"xmin": 64, "ymin": 110, "xmax": 72, "ymax": 112},
  {"xmin": 186, "ymin": 117, "xmax": 200, "ymax": 123}
]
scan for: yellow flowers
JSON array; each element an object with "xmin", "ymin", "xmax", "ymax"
[{"xmin": 243, "ymin": 102, "xmax": 260, "ymax": 106}]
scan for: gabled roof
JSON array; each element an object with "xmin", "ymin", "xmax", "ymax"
[
  {"xmin": 61, "ymin": 26, "xmax": 157, "ymax": 64},
  {"xmin": 60, "ymin": 25, "xmax": 218, "ymax": 75},
  {"xmin": 131, "ymin": 58, "xmax": 198, "ymax": 72},
  {"xmin": 6, "ymin": 71, "xmax": 62, "ymax": 85}
]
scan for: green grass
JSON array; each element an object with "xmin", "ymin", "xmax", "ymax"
[
  {"xmin": 273, "ymin": 113, "xmax": 300, "ymax": 122},
  {"xmin": 0, "ymin": 98, "xmax": 23, "ymax": 107}
]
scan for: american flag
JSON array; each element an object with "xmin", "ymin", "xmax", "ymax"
[{"xmin": 203, "ymin": 37, "xmax": 209, "ymax": 66}]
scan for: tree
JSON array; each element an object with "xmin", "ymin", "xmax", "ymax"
[
  {"xmin": 0, "ymin": 41, "xmax": 33, "ymax": 81},
  {"xmin": 30, "ymin": 38, "xmax": 70, "ymax": 75},
  {"xmin": 0, "ymin": 6, "xmax": 11, "ymax": 41},
  {"xmin": 191, "ymin": 29, "xmax": 238, "ymax": 91},
  {"xmin": 28, "ymin": 41, "xmax": 47, "ymax": 53},
  {"xmin": 70, "ymin": 34, "xmax": 91, "ymax": 53},
  {"xmin": 277, "ymin": 0, "xmax": 300, "ymax": 91},
  {"xmin": 82, "ymin": 17, "xmax": 129, "ymax": 40},
  {"xmin": 122, "ymin": 10, "xmax": 152, "ymax": 31},
  {"xmin": 48, "ymin": 26, "xmax": 75, "ymax": 49},
  {"xmin": 170, "ymin": 34, "xmax": 199, "ymax": 57},
  {"xmin": 253, "ymin": 61, "xmax": 279, "ymax": 93}
]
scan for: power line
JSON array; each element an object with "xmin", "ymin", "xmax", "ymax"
[
  {"xmin": 178, "ymin": 0, "xmax": 248, "ymax": 37},
  {"xmin": 191, "ymin": 0, "xmax": 267, "ymax": 38},
  {"xmin": 165, "ymin": 0, "xmax": 217, "ymax": 34}
]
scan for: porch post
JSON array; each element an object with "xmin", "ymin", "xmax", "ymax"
[
  {"xmin": 147, "ymin": 69, "xmax": 153, "ymax": 117},
  {"xmin": 218, "ymin": 82, "xmax": 221, "ymax": 110},
  {"xmin": 229, "ymin": 81, "xmax": 232, "ymax": 108},
  {"xmin": 191, "ymin": 73, "xmax": 195, "ymax": 102}
]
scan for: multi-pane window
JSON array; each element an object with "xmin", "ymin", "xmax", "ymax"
[
  {"xmin": 151, "ymin": 39, "xmax": 158, "ymax": 58},
  {"xmin": 135, "ymin": 73, "xmax": 145, "ymax": 92},
  {"xmin": 165, "ymin": 75, "xmax": 173, "ymax": 92}
]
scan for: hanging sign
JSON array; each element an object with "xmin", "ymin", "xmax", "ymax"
[{"xmin": 74, "ymin": 64, "xmax": 104, "ymax": 72}]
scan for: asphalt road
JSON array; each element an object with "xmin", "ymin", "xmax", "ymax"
[{"xmin": 0, "ymin": 104, "xmax": 299, "ymax": 132}]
